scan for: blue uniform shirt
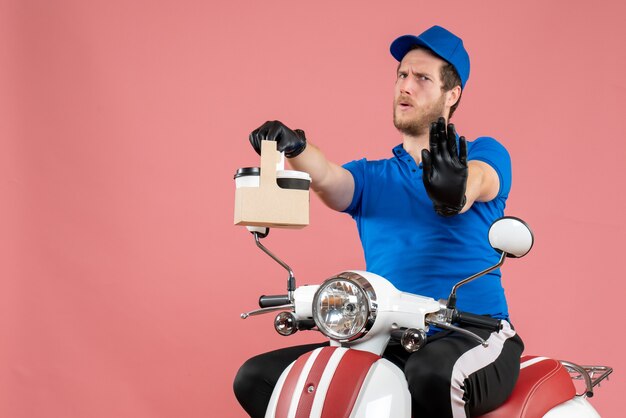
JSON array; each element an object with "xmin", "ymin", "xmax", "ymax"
[{"xmin": 342, "ymin": 137, "xmax": 512, "ymax": 319}]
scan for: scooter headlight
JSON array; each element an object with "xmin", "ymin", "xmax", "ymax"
[{"xmin": 312, "ymin": 272, "xmax": 377, "ymax": 342}]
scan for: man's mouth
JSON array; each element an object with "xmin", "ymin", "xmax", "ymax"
[{"xmin": 397, "ymin": 96, "xmax": 414, "ymax": 110}]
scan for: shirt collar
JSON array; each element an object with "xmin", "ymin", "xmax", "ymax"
[{"xmin": 392, "ymin": 144, "xmax": 407, "ymax": 158}]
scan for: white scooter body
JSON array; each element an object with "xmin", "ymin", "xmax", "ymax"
[
  {"xmin": 544, "ymin": 398, "xmax": 600, "ymax": 418},
  {"xmin": 263, "ymin": 273, "xmax": 604, "ymax": 418}
]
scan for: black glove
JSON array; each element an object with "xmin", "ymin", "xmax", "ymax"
[
  {"xmin": 421, "ymin": 117, "xmax": 468, "ymax": 217},
  {"xmin": 249, "ymin": 120, "xmax": 307, "ymax": 158}
]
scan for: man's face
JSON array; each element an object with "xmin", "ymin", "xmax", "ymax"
[{"xmin": 393, "ymin": 48, "xmax": 448, "ymax": 137}]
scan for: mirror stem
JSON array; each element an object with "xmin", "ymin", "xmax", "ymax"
[
  {"xmin": 447, "ymin": 252, "xmax": 507, "ymax": 310},
  {"xmin": 253, "ymin": 232, "xmax": 296, "ymax": 300}
]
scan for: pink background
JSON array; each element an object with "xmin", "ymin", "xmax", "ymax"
[{"xmin": 2, "ymin": 1, "xmax": 625, "ymax": 417}]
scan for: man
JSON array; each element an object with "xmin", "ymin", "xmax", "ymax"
[{"xmin": 234, "ymin": 25, "xmax": 523, "ymax": 417}]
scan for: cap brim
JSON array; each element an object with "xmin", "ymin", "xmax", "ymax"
[{"xmin": 390, "ymin": 35, "xmax": 432, "ymax": 62}]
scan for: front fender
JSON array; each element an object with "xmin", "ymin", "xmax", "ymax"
[{"xmin": 266, "ymin": 346, "xmax": 410, "ymax": 418}]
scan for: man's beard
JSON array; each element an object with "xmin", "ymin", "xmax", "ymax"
[{"xmin": 393, "ymin": 94, "xmax": 446, "ymax": 137}]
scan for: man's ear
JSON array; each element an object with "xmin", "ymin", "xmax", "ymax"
[{"xmin": 446, "ymin": 85, "xmax": 462, "ymax": 108}]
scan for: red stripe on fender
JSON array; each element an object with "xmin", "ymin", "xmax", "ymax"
[
  {"xmin": 321, "ymin": 349, "xmax": 381, "ymax": 418},
  {"xmin": 275, "ymin": 350, "xmax": 314, "ymax": 418},
  {"xmin": 294, "ymin": 347, "xmax": 338, "ymax": 418}
]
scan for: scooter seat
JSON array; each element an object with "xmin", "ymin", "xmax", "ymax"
[{"xmin": 478, "ymin": 355, "xmax": 577, "ymax": 418}]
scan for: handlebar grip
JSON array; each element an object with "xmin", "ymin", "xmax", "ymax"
[
  {"xmin": 455, "ymin": 312, "xmax": 503, "ymax": 333},
  {"xmin": 259, "ymin": 294, "xmax": 291, "ymax": 308}
]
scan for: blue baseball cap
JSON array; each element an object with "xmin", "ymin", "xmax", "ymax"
[{"xmin": 390, "ymin": 25, "xmax": 470, "ymax": 88}]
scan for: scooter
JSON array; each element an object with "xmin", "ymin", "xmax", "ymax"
[{"xmin": 239, "ymin": 217, "xmax": 612, "ymax": 417}]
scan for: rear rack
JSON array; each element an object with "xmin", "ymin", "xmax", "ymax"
[{"xmin": 560, "ymin": 361, "xmax": 613, "ymax": 398}]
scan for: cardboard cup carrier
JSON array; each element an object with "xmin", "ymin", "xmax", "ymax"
[{"xmin": 234, "ymin": 140, "xmax": 310, "ymax": 228}]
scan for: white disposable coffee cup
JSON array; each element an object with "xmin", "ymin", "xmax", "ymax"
[
  {"xmin": 234, "ymin": 167, "xmax": 261, "ymax": 188},
  {"xmin": 276, "ymin": 170, "xmax": 311, "ymax": 190}
]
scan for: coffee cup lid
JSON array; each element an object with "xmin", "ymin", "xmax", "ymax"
[{"xmin": 234, "ymin": 167, "xmax": 260, "ymax": 179}]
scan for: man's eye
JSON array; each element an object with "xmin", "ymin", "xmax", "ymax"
[
  {"xmin": 398, "ymin": 73, "xmax": 407, "ymax": 79},
  {"xmin": 419, "ymin": 76, "xmax": 430, "ymax": 81}
]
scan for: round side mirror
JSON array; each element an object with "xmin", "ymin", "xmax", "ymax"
[{"xmin": 488, "ymin": 217, "xmax": 534, "ymax": 258}]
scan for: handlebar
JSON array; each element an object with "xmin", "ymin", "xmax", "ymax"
[{"xmin": 454, "ymin": 312, "xmax": 502, "ymax": 333}]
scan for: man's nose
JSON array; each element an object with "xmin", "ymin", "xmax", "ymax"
[{"xmin": 398, "ymin": 77, "xmax": 414, "ymax": 95}]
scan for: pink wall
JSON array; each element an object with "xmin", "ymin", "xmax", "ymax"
[{"xmin": 2, "ymin": 1, "xmax": 624, "ymax": 417}]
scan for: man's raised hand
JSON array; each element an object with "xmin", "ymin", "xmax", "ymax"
[{"xmin": 421, "ymin": 117, "xmax": 468, "ymax": 217}]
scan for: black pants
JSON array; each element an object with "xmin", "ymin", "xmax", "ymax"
[{"xmin": 234, "ymin": 321, "xmax": 523, "ymax": 418}]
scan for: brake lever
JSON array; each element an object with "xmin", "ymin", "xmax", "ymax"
[
  {"xmin": 240, "ymin": 304, "xmax": 294, "ymax": 319},
  {"xmin": 426, "ymin": 317, "xmax": 489, "ymax": 347}
]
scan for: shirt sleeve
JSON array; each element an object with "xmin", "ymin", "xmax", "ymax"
[
  {"xmin": 341, "ymin": 158, "xmax": 367, "ymax": 217},
  {"xmin": 468, "ymin": 137, "xmax": 512, "ymax": 198}
]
